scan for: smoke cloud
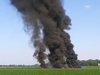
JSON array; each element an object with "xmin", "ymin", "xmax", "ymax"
[{"xmin": 11, "ymin": 0, "xmax": 80, "ymax": 68}]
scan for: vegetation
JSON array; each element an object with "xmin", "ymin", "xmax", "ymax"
[
  {"xmin": 77, "ymin": 59, "xmax": 100, "ymax": 66},
  {"xmin": 0, "ymin": 66, "xmax": 100, "ymax": 75},
  {"xmin": 1, "ymin": 59, "xmax": 100, "ymax": 68},
  {"xmin": 0, "ymin": 60, "xmax": 100, "ymax": 75}
]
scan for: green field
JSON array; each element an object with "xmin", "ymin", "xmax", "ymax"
[{"xmin": 0, "ymin": 66, "xmax": 100, "ymax": 75}]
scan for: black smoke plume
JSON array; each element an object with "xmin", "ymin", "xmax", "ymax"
[{"xmin": 11, "ymin": 0, "xmax": 80, "ymax": 68}]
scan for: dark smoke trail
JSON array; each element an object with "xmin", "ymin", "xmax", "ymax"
[{"xmin": 11, "ymin": 0, "xmax": 80, "ymax": 68}]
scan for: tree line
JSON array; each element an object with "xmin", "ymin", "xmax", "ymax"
[
  {"xmin": 77, "ymin": 59, "xmax": 100, "ymax": 66},
  {"xmin": 0, "ymin": 64, "xmax": 39, "ymax": 67},
  {"xmin": 0, "ymin": 59, "xmax": 100, "ymax": 67}
]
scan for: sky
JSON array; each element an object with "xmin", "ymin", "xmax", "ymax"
[{"xmin": 0, "ymin": 0, "xmax": 100, "ymax": 65}]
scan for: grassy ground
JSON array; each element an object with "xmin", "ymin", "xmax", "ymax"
[{"xmin": 0, "ymin": 66, "xmax": 100, "ymax": 75}]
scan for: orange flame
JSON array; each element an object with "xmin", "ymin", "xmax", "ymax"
[{"xmin": 61, "ymin": 67, "xmax": 64, "ymax": 69}]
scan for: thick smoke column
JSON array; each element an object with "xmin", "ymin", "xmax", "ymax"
[{"xmin": 11, "ymin": 0, "xmax": 80, "ymax": 68}]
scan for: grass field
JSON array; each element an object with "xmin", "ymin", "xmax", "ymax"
[{"xmin": 0, "ymin": 66, "xmax": 100, "ymax": 75}]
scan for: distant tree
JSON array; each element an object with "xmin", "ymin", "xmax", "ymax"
[
  {"xmin": 77, "ymin": 59, "xmax": 100, "ymax": 66},
  {"xmin": 33, "ymin": 64, "xmax": 39, "ymax": 66},
  {"xmin": 0, "ymin": 65, "xmax": 2, "ymax": 66}
]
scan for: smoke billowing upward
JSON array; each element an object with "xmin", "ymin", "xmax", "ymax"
[{"xmin": 11, "ymin": 0, "xmax": 80, "ymax": 68}]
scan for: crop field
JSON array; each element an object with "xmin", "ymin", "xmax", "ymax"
[{"xmin": 0, "ymin": 66, "xmax": 100, "ymax": 75}]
